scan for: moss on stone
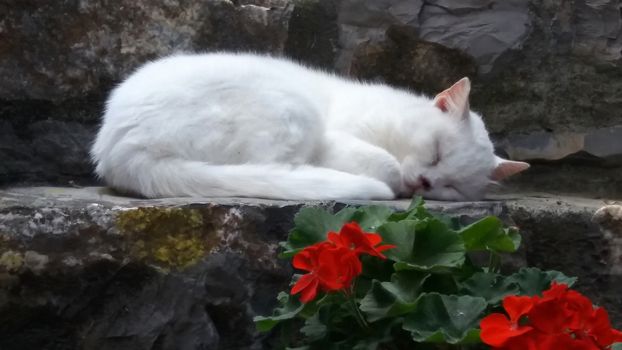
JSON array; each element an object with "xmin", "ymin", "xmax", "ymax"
[
  {"xmin": 116, "ymin": 207, "xmax": 218, "ymax": 269},
  {"xmin": 0, "ymin": 250, "xmax": 24, "ymax": 272}
]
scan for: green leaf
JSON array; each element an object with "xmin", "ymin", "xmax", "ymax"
[
  {"xmin": 359, "ymin": 255, "xmax": 395, "ymax": 282},
  {"xmin": 280, "ymin": 207, "xmax": 343, "ymax": 257},
  {"xmin": 254, "ymin": 292, "xmax": 306, "ymax": 332},
  {"xmin": 351, "ymin": 318, "xmax": 404, "ymax": 350},
  {"xmin": 347, "ymin": 205, "xmax": 394, "ymax": 231},
  {"xmin": 506, "ymin": 267, "xmax": 578, "ymax": 296},
  {"xmin": 376, "ymin": 220, "xmax": 417, "ymax": 261},
  {"xmin": 379, "ymin": 219, "xmax": 465, "ymax": 273},
  {"xmin": 351, "ymin": 339, "xmax": 383, "ymax": 350},
  {"xmin": 421, "ymin": 273, "xmax": 459, "ymax": 295},
  {"xmin": 491, "ymin": 223, "xmax": 520, "ymax": 252},
  {"xmin": 300, "ymin": 312, "xmax": 327, "ymax": 341},
  {"xmin": 459, "ymin": 216, "xmax": 521, "ymax": 253},
  {"xmin": 360, "ymin": 271, "xmax": 430, "ymax": 321},
  {"xmin": 280, "ymin": 205, "xmax": 393, "ymax": 258},
  {"xmin": 388, "ymin": 197, "xmax": 432, "ymax": 222},
  {"xmin": 406, "ymin": 196, "xmax": 426, "ymax": 212},
  {"xmin": 611, "ymin": 343, "xmax": 622, "ymax": 350},
  {"xmin": 458, "ymin": 272, "xmax": 520, "ymax": 305},
  {"xmin": 333, "ymin": 206, "xmax": 359, "ymax": 222},
  {"xmin": 402, "ymin": 293, "xmax": 487, "ymax": 344}
]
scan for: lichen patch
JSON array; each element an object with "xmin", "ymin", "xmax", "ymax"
[{"xmin": 116, "ymin": 207, "xmax": 219, "ymax": 269}]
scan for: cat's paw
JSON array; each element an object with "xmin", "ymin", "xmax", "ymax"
[
  {"xmin": 366, "ymin": 156, "xmax": 403, "ymax": 196},
  {"xmin": 346, "ymin": 177, "xmax": 395, "ymax": 200}
]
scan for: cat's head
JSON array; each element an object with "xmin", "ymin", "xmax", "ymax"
[{"xmin": 400, "ymin": 77, "xmax": 529, "ymax": 200}]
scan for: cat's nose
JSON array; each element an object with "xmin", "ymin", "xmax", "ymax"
[
  {"xmin": 407, "ymin": 176, "xmax": 432, "ymax": 192},
  {"xmin": 419, "ymin": 176, "xmax": 432, "ymax": 191}
]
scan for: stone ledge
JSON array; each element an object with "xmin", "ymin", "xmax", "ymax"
[{"xmin": 0, "ymin": 187, "xmax": 619, "ymax": 350}]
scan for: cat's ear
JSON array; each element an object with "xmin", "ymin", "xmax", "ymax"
[
  {"xmin": 491, "ymin": 156, "xmax": 530, "ymax": 181},
  {"xmin": 434, "ymin": 77, "xmax": 471, "ymax": 120}
]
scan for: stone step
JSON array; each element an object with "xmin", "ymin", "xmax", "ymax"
[{"xmin": 0, "ymin": 187, "xmax": 619, "ymax": 350}]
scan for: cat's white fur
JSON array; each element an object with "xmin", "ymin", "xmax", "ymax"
[{"xmin": 91, "ymin": 52, "xmax": 528, "ymax": 201}]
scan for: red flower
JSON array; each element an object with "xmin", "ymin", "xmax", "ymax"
[
  {"xmin": 481, "ymin": 283, "xmax": 622, "ymax": 350},
  {"xmin": 541, "ymin": 333, "xmax": 601, "ymax": 350},
  {"xmin": 480, "ymin": 295, "xmax": 535, "ymax": 347},
  {"xmin": 327, "ymin": 222, "xmax": 396, "ymax": 259},
  {"xmin": 290, "ymin": 242, "xmax": 362, "ymax": 303},
  {"xmin": 290, "ymin": 222, "xmax": 395, "ymax": 303}
]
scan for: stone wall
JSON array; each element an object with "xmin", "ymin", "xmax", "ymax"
[
  {"xmin": 1, "ymin": 0, "xmax": 622, "ymax": 195},
  {"xmin": 0, "ymin": 187, "xmax": 620, "ymax": 349}
]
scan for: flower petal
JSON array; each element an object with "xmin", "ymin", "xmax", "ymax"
[
  {"xmin": 588, "ymin": 307, "xmax": 617, "ymax": 347},
  {"xmin": 327, "ymin": 232, "xmax": 342, "ymax": 246},
  {"xmin": 364, "ymin": 233, "xmax": 383, "ymax": 246},
  {"xmin": 503, "ymin": 295, "xmax": 535, "ymax": 323},
  {"xmin": 542, "ymin": 282, "xmax": 568, "ymax": 300},
  {"xmin": 529, "ymin": 297, "xmax": 570, "ymax": 334},
  {"xmin": 298, "ymin": 278, "xmax": 320, "ymax": 303},
  {"xmin": 480, "ymin": 313, "xmax": 533, "ymax": 347},
  {"xmin": 292, "ymin": 250, "xmax": 314, "ymax": 271},
  {"xmin": 291, "ymin": 273, "xmax": 317, "ymax": 296},
  {"xmin": 541, "ymin": 333, "xmax": 600, "ymax": 350},
  {"xmin": 611, "ymin": 328, "xmax": 622, "ymax": 343}
]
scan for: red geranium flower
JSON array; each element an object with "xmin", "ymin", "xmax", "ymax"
[
  {"xmin": 291, "ymin": 242, "xmax": 362, "ymax": 303},
  {"xmin": 480, "ymin": 295, "xmax": 535, "ymax": 347},
  {"xmin": 327, "ymin": 222, "xmax": 396, "ymax": 259},
  {"xmin": 541, "ymin": 333, "xmax": 601, "ymax": 350},
  {"xmin": 290, "ymin": 222, "xmax": 395, "ymax": 303},
  {"xmin": 481, "ymin": 283, "xmax": 622, "ymax": 350}
]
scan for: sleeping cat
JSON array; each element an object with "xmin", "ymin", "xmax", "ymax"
[{"xmin": 91, "ymin": 52, "xmax": 529, "ymax": 201}]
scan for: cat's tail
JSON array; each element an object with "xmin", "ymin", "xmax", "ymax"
[{"xmin": 98, "ymin": 158, "xmax": 395, "ymax": 200}]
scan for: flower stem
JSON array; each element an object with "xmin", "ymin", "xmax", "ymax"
[
  {"xmin": 351, "ymin": 297, "xmax": 370, "ymax": 330},
  {"xmin": 488, "ymin": 251, "xmax": 501, "ymax": 273},
  {"xmin": 344, "ymin": 291, "xmax": 369, "ymax": 331}
]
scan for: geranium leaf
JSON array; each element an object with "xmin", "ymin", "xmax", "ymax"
[
  {"xmin": 351, "ymin": 318, "xmax": 403, "ymax": 350},
  {"xmin": 506, "ymin": 267, "xmax": 578, "ymax": 296},
  {"xmin": 255, "ymin": 290, "xmax": 342, "ymax": 333},
  {"xmin": 376, "ymin": 220, "xmax": 417, "ymax": 261},
  {"xmin": 379, "ymin": 219, "xmax": 465, "ymax": 273},
  {"xmin": 280, "ymin": 205, "xmax": 393, "ymax": 258},
  {"xmin": 421, "ymin": 273, "xmax": 459, "ymax": 295},
  {"xmin": 351, "ymin": 339, "xmax": 384, "ymax": 350},
  {"xmin": 407, "ymin": 196, "xmax": 425, "ymax": 211},
  {"xmin": 489, "ymin": 227, "xmax": 521, "ymax": 252},
  {"xmin": 402, "ymin": 293, "xmax": 487, "ymax": 344},
  {"xmin": 458, "ymin": 272, "xmax": 520, "ymax": 305},
  {"xmin": 360, "ymin": 255, "xmax": 395, "ymax": 281},
  {"xmin": 280, "ymin": 207, "xmax": 352, "ymax": 257},
  {"xmin": 254, "ymin": 292, "xmax": 307, "ymax": 332},
  {"xmin": 459, "ymin": 216, "xmax": 521, "ymax": 253},
  {"xmin": 347, "ymin": 205, "xmax": 394, "ymax": 231},
  {"xmin": 301, "ymin": 312, "xmax": 327, "ymax": 341},
  {"xmin": 388, "ymin": 197, "xmax": 432, "ymax": 222},
  {"xmin": 360, "ymin": 271, "xmax": 430, "ymax": 321}
]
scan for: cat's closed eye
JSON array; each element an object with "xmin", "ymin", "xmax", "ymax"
[{"xmin": 430, "ymin": 140, "xmax": 441, "ymax": 166}]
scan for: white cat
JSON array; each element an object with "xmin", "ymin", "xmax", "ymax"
[{"xmin": 91, "ymin": 52, "xmax": 529, "ymax": 201}]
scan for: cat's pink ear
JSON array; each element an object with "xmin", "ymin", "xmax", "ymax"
[
  {"xmin": 434, "ymin": 77, "xmax": 471, "ymax": 120},
  {"xmin": 491, "ymin": 157, "xmax": 530, "ymax": 181}
]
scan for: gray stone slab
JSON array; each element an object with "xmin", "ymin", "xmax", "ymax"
[{"xmin": 0, "ymin": 186, "xmax": 620, "ymax": 349}]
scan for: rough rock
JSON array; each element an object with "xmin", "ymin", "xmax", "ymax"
[
  {"xmin": 593, "ymin": 205, "xmax": 622, "ymax": 275},
  {"xmin": 0, "ymin": 187, "xmax": 620, "ymax": 350},
  {"xmin": 349, "ymin": 25, "xmax": 479, "ymax": 96},
  {"xmin": 0, "ymin": 0, "xmax": 291, "ymax": 101},
  {"xmin": 336, "ymin": 0, "xmax": 531, "ymax": 75},
  {"xmin": 501, "ymin": 126, "xmax": 622, "ymax": 161}
]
